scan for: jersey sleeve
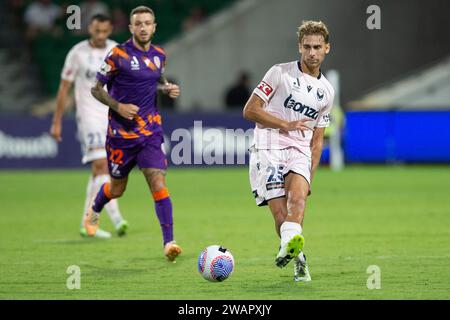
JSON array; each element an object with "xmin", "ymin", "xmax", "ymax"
[
  {"xmin": 96, "ymin": 46, "xmax": 122, "ymax": 85},
  {"xmin": 253, "ymin": 65, "xmax": 281, "ymax": 104},
  {"xmin": 316, "ymin": 90, "xmax": 334, "ymax": 128},
  {"xmin": 158, "ymin": 46, "xmax": 167, "ymax": 73},
  {"xmin": 61, "ymin": 47, "xmax": 79, "ymax": 82}
]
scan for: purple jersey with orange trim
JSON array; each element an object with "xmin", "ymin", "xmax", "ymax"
[{"xmin": 96, "ymin": 38, "xmax": 166, "ymax": 147}]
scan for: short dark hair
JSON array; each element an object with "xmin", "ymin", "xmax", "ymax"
[
  {"xmin": 90, "ymin": 14, "xmax": 112, "ymax": 24},
  {"xmin": 130, "ymin": 6, "xmax": 155, "ymax": 22}
]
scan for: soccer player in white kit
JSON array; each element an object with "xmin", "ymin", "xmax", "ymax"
[
  {"xmin": 50, "ymin": 14, "xmax": 128, "ymax": 238},
  {"xmin": 243, "ymin": 21, "xmax": 334, "ymax": 282}
]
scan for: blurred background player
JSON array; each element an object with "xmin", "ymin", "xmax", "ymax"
[
  {"xmin": 85, "ymin": 6, "xmax": 182, "ymax": 261},
  {"xmin": 225, "ymin": 71, "xmax": 251, "ymax": 109},
  {"xmin": 243, "ymin": 21, "xmax": 334, "ymax": 282},
  {"xmin": 50, "ymin": 14, "xmax": 128, "ymax": 238}
]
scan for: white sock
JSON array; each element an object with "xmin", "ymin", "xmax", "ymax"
[
  {"xmin": 81, "ymin": 175, "xmax": 95, "ymax": 227},
  {"xmin": 280, "ymin": 221, "xmax": 302, "ymax": 246},
  {"xmin": 93, "ymin": 174, "xmax": 123, "ymax": 227}
]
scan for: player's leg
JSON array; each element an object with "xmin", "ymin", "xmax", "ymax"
[
  {"xmin": 141, "ymin": 168, "xmax": 182, "ymax": 261},
  {"xmin": 274, "ymin": 146, "xmax": 313, "ymax": 267},
  {"xmin": 91, "ymin": 158, "xmax": 128, "ymax": 236},
  {"xmin": 137, "ymin": 135, "xmax": 182, "ymax": 261},
  {"xmin": 284, "ymin": 172, "xmax": 309, "ymax": 225},
  {"xmin": 84, "ymin": 176, "xmax": 128, "ymax": 236},
  {"xmin": 84, "ymin": 143, "xmax": 136, "ymax": 237},
  {"xmin": 275, "ymin": 172, "xmax": 308, "ymax": 268},
  {"xmin": 79, "ymin": 173, "xmax": 112, "ymax": 239},
  {"xmin": 267, "ymin": 183, "xmax": 309, "ymax": 280},
  {"xmin": 81, "ymin": 174, "xmax": 94, "ymax": 227},
  {"xmin": 267, "ymin": 197, "xmax": 288, "ymax": 238},
  {"xmin": 284, "ymin": 172, "xmax": 311, "ymax": 281},
  {"xmin": 78, "ymin": 124, "xmax": 112, "ymax": 238},
  {"xmin": 249, "ymin": 147, "xmax": 293, "ymax": 257}
]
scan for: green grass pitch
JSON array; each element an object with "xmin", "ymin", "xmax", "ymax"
[{"xmin": 1, "ymin": 166, "xmax": 449, "ymax": 299}]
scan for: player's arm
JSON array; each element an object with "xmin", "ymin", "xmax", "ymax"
[
  {"xmin": 91, "ymin": 80, "xmax": 139, "ymax": 120},
  {"xmin": 243, "ymin": 93, "xmax": 312, "ymax": 137},
  {"xmin": 50, "ymin": 79, "xmax": 73, "ymax": 142},
  {"xmin": 158, "ymin": 75, "xmax": 180, "ymax": 99},
  {"xmin": 310, "ymin": 127, "xmax": 326, "ymax": 186}
]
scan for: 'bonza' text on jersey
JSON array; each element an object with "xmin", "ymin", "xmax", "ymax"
[{"xmin": 283, "ymin": 94, "xmax": 319, "ymax": 120}]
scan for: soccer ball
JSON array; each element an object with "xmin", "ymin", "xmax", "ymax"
[{"xmin": 197, "ymin": 245, "xmax": 235, "ymax": 282}]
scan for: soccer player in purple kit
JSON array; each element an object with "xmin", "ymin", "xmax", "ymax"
[{"xmin": 85, "ymin": 6, "xmax": 182, "ymax": 261}]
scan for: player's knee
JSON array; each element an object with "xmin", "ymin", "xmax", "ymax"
[
  {"xmin": 150, "ymin": 181, "xmax": 166, "ymax": 193},
  {"xmin": 110, "ymin": 185, "xmax": 126, "ymax": 199}
]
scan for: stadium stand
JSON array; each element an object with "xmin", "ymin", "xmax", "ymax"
[
  {"xmin": 0, "ymin": 0, "xmax": 44, "ymax": 113},
  {"xmin": 27, "ymin": 0, "xmax": 236, "ymax": 96},
  {"xmin": 348, "ymin": 55, "xmax": 450, "ymax": 109}
]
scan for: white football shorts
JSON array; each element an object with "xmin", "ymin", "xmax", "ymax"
[
  {"xmin": 77, "ymin": 116, "xmax": 108, "ymax": 164},
  {"xmin": 249, "ymin": 145, "xmax": 311, "ymax": 206}
]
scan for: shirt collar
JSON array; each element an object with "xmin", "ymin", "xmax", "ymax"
[{"xmin": 297, "ymin": 61, "xmax": 322, "ymax": 79}]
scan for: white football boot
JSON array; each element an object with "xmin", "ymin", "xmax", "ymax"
[{"xmin": 294, "ymin": 252, "xmax": 311, "ymax": 282}]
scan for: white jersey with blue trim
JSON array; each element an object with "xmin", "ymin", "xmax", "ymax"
[
  {"xmin": 61, "ymin": 39, "xmax": 117, "ymax": 120},
  {"xmin": 252, "ymin": 61, "xmax": 335, "ymax": 156}
]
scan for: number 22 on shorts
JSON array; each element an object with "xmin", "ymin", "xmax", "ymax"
[{"xmin": 108, "ymin": 147, "xmax": 124, "ymax": 165}]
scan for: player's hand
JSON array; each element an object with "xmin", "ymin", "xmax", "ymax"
[
  {"xmin": 50, "ymin": 121, "xmax": 62, "ymax": 142},
  {"xmin": 118, "ymin": 103, "xmax": 139, "ymax": 120},
  {"xmin": 163, "ymin": 83, "xmax": 180, "ymax": 99},
  {"xmin": 281, "ymin": 119, "xmax": 313, "ymax": 137}
]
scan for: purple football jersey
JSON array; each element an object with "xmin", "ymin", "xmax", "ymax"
[{"xmin": 96, "ymin": 38, "xmax": 166, "ymax": 147}]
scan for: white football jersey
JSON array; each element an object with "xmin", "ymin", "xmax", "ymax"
[
  {"xmin": 252, "ymin": 61, "xmax": 335, "ymax": 157},
  {"xmin": 61, "ymin": 39, "xmax": 117, "ymax": 120}
]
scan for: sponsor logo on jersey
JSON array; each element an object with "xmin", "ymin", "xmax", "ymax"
[
  {"xmin": 307, "ymin": 85, "xmax": 312, "ymax": 93},
  {"xmin": 99, "ymin": 61, "xmax": 111, "ymax": 75},
  {"xmin": 317, "ymin": 88, "xmax": 325, "ymax": 101},
  {"xmin": 131, "ymin": 56, "xmax": 140, "ymax": 70},
  {"xmin": 283, "ymin": 94, "xmax": 319, "ymax": 120},
  {"xmin": 257, "ymin": 81, "xmax": 273, "ymax": 97},
  {"xmin": 153, "ymin": 56, "xmax": 161, "ymax": 69}
]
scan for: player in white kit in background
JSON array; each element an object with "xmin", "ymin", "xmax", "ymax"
[
  {"xmin": 243, "ymin": 21, "xmax": 334, "ymax": 282},
  {"xmin": 50, "ymin": 14, "xmax": 128, "ymax": 238}
]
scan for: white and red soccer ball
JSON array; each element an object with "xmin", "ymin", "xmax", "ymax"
[{"xmin": 198, "ymin": 245, "xmax": 235, "ymax": 282}]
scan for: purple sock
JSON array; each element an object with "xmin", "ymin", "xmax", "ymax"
[
  {"xmin": 154, "ymin": 197, "xmax": 174, "ymax": 245},
  {"xmin": 92, "ymin": 183, "xmax": 112, "ymax": 213}
]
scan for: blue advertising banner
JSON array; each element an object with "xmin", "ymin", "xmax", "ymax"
[
  {"xmin": 344, "ymin": 110, "xmax": 450, "ymax": 163},
  {"xmin": 0, "ymin": 112, "xmax": 256, "ymax": 169},
  {"xmin": 0, "ymin": 116, "xmax": 81, "ymax": 168},
  {"xmin": 2, "ymin": 110, "xmax": 448, "ymax": 169}
]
